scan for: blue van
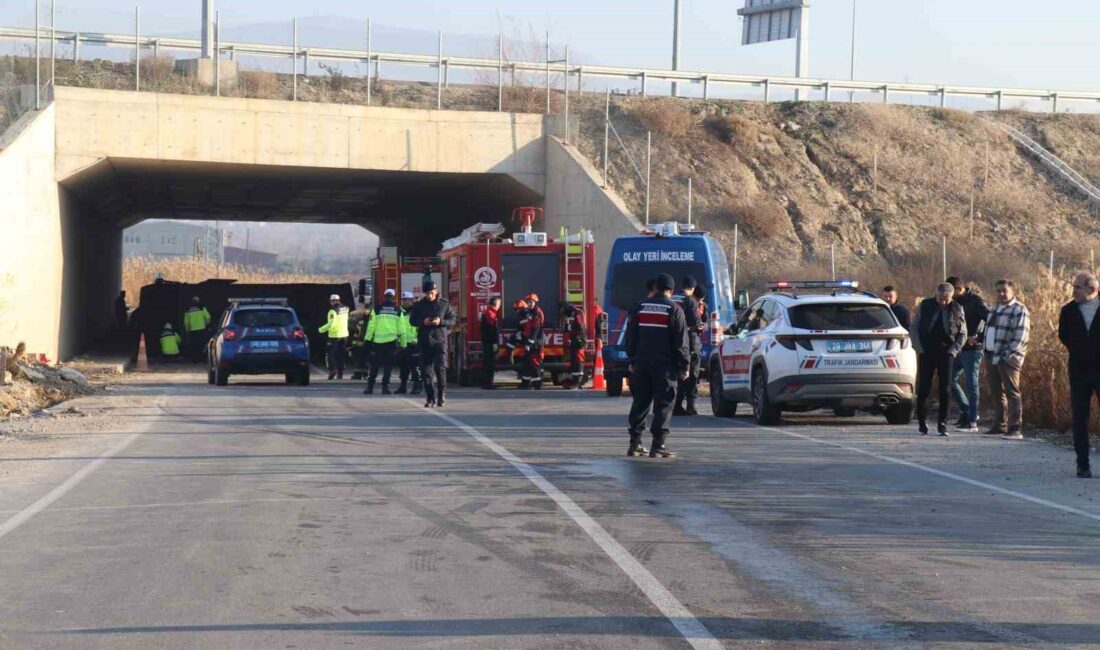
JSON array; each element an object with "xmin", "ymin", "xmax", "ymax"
[{"xmin": 601, "ymin": 223, "xmax": 735, "ymax": 396}]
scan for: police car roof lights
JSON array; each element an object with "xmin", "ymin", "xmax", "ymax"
[
  {"xmin": 767, "ymin": 280, "xmax": 866, "ymax": 296},
  {"xmin": 227, "ymin": 297, "xmax": 290, "ymax": 307}
]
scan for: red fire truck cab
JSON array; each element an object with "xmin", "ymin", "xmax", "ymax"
[
  {"xmin": 439, "ymin": 208, "xmax": 598, "ymax": 386},
  {"xmin": 368, "ymin": 247, "xmax": 442, "ymax": 301}
]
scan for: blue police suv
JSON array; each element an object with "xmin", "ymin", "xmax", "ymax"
[{"xmin": 208, "ymin": 298, "xmax": 311, "ymax": 386}]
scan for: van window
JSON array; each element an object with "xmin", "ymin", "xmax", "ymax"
[
  {"xmin": 706, "ymin": 238, "xmax": 734, "ymax": 316},
  {"xmin": 610, "ymin": 261, "xmax": 707, "ymax": 311},
  {"xmin": 788, "ymin": 303, "xmax": 896, "ymax": 331}
]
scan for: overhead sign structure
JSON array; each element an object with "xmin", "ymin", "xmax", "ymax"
[{"xmin": 737, "ymin": 0, "xmax": 811, "ymax": 99}]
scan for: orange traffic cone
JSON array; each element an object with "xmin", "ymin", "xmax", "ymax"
[
  {"xmin": 135, "ymin": 333, "xmax": 149, "ymax": 372},
  {"xmin": 592, "ymin": 346, "xmax": 606, "ymax": 391}
]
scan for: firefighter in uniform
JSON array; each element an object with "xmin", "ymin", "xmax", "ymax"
[
  {"xmin": 672, "ymin": 276, "xmax": 703, "ymax": 416},
  {"xmin": 159, "ymin": 322, "xmax": 183, "ymax": 361},
  {"xmin": 364, "ymin": 289, "xmax": 403, "ymax": 395},
  {"xmin": 349, "ymin": 297, "xmax": 372, "ymax": 380},
  {"xmin": 396, "ymin": 291, "xmax": 422, "ymax": 395},
  {"xmin": 560, "ymin": 302, "xmax": 587, "ymax": 389},
  {"xmin": 319, "ymin": 294, "xmax": 350, "ymax": 380},
  {"xmin": 506, "ymin": 299, "xmax": 529, "ymax": 387},
  {"xmin": 480, "ymin": 297, "xmax": 502, "ymax": 389},
  {"xmin": 407, "ymin": 281, "xmax": 456, "ymax": 408},
  {"xmin": 182, "ymin": 296, "xmax": 212, "ymax": 362},
  {"xmin": 626, "ymin": 273, "xmax": 689, "ymax": 458},
  {"xmin": 520, "ymin": 293, "xmax": 545, "ymax": 389}
]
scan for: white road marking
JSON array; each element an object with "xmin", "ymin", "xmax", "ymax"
[
  {"xmin": 739, "ymin": 421, "xmax": 1100, "ymax": 524},
  {"xmin": 0, "ymin": 431, "xmax": 144, "ymax": 540},
  {"xmin": 410, "ymin": 400, "xmax": 723, "ymax": 650}
]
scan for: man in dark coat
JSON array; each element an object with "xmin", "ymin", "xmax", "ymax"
[
  {"xmin": 406, "ymin": 281, "xmax": 456, "ymax": 408},
  {"xmin": 909, "ymin": 283, "xmax": 968, "ymax": 436},
  {"xmin": 625, "ymin": 273, "xmax": 690, "ymax": 459},
  {"xmin": 672, "ymin": 276, "xmax": 703, "ymax": 416},
  {"xmin": 1058, "ymin": 271, "xmax": 1100, "ymax": 478}
]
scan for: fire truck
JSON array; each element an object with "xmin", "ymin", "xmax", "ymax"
[
  {"xmin": 438, "ymin": 207, "xmax": 599, "ymax": 386},
  {"xmin": 368, "ymin": 247, "xmax": 442, "ymax": 301}
]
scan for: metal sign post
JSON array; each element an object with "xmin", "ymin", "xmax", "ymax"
[{"xmin": 738, "ymin": 0, "xmax": 811, "ymax": 101}]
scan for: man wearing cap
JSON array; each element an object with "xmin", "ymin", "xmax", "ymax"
[
  {"xmin": 363, "ymin": 289, "xmax": 404, "ymax": 395},
  {"xmin": 396, "ymin": 291, "xmax": 422, "ymax": 394},
  {"xmin": 182, "ymin": 296, "xmax": 212, "ymax": 362},
  {"xmin": 319, "ymin": 294, "xmax": 350, "ymax": 380},
  {"xmin": 407, "ymin": 280, "xmax": 456, "ymax": 407},
  {"xmin": 672, "ymin": 276, "xmax": 703, "ymax": 416},
  {"xmin": 625, "ymin": 273, "xmax": 690, "ymax": 458}
]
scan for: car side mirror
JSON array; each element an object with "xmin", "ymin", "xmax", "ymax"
[
  {"xmin": 724, "ymin": 324, "xmax": 737, "ymax": 336},
  {"xmin": 735, "ymin": 290, "xmax": 750, "ymax": 311}
]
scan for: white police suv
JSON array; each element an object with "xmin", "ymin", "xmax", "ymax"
[{"xmin": 708, "ymin": 281, "xmax": 917, "ymax": 425}]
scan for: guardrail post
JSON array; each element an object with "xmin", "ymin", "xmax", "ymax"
[
  {"xmin": 73, "ymin": 32, "xmax": 79, "ymax": 63},
  {"xmin": 577, "ymin": 66, "xmax": 583, "ymax": 94},
  {"xmin": 882, "ymin": 84, "xmax": 889, "ymax": 104},
  {"xmin": 366, "ymin": 19, "xmax": 372, "ymax": 106},
  {"xmin": 292, "ymin": 18, "xmax": 298, "ymax": 101},
  {"xmin": 824, "ymin": 81, "xmax": 831, "ymax": 102},
  {"xmin": 996, "ymin": 90, "xmax": 1003, "ymax": 111},
  {"xmin": 703, "ymin": 75, "xmax": 710, "ymax": 100},
  {"xmin": 134, "ymin": 5, "xmax": 140, "ymax": 92},
  {"xmin": 763, "ymin": 78, "xmax": 770, "ymax": 104},
  {"xmin": 939, "ymin": 87, "xmax": 946, "ymax": 108},
  {"xmin": 1051, "ymin": 92, "xmax": 1059, "ymax": 114},
  {"xmin": 436, "ymin": 30, "xmax": 443, "ymax": 110}
]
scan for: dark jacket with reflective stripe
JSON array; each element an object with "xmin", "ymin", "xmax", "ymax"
[{"xmin": 625, "ymin": 296, "xmax": 689, "ymax": 371}]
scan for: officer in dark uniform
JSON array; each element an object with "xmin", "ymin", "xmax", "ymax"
[
  {"xmin": 672, "ymin": 276, "xmax": 702, "ymax": 416},
  {"xmin": 406, "ymin": 280, "xmax": 456, "ymax": 408},
  {"xmin": 625, "ymin": 273, "xmax": 690, "ymax": 458}
]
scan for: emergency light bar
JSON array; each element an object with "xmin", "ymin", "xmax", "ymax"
[
  {"xmin": 768, "ymin": 280, "xmax": 860, "ymax": 291},
  {"xmin": 227, "ymin": 297, "xmax": 290, "ymax": 306}
]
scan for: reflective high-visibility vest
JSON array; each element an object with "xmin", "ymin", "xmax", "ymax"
[
  {"xmin": 365, "ymin": 302, "xmax": 404, "ymax": 345},
  {"xmin": 160, "ymin": 330, "xmax": 182, "ymax": 356},
  {"xmin": 183, "ymin": 306, "xmax": 211, "ymax": 332},
  {"xmin": 319, "ymin": 306, "xmax": 350, "ymax": 339},
  {"xmin": 401, "ymin": 311, "xmax": 418, "ymax": 348}
]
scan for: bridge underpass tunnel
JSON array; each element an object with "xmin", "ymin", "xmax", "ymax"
[{"xmin": 59, "ymin": 158, "xmax": 542, "ymax": 358}]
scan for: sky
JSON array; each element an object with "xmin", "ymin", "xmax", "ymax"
[{"xmin": 3, "ymin": 1, "xmax": 1098, "ymax": 96}]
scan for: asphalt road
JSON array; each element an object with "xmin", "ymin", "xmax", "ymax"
[{"xmin": 1, "ymin": 371, "xmax": 1098, "ymax": 649}]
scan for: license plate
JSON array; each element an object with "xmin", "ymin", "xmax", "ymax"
[
  {"xmin": 827, "ymin": 340, "xmax": 872, "ymax": 353},
  {"xmin": 818, "ymin": 358, "xmax": 882, "ymax": 368},
  {"xmin": 248, "ymin": 341, "xmax": 280, "ymax": 353}
]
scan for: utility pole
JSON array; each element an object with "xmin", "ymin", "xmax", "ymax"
[
  {"xmin": 201, "ymin": 0, "xmax": 214, "ymax": 58},
  {"xmin": 671, "ymin": 0, "xmax": 682, "ymax": 98}
]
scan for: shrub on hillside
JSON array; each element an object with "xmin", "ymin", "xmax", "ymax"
[
  {"xmin": 630, "ymin": 99, "xmax": 698, "ymax": 138},
  {"xmin": 721, "ymin": 199, "xmax": 786, "ymax": 238},
  {"xmin": 705, "ymin": 114, "xmax": 758, "ymax": 146},
  {"xmin": 238, "ymin": 71, "xmax": 281, "ymax": 100}
]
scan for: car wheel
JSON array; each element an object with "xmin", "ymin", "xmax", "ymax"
[
  {"xmin": 709, "ymin": 363, "xmax": 737, "ymax": 417},
  {"xmin": 298, "ymin": 370, "xmax": 311, "ymax": 386},
  {"xmin": 751, "ymin": 367, "xmax": 780, "ymax": 425},
  {"xmin": 285, "ymin": 372, "xmax": 296, "ymax": 385},
  {"xmin": 215, "ymin": 366, "xmax": 229, "ymax": 386},
  {"xmin": 833, "ymin": 406, "xmax": 857, "ymax": 418},
  {"xmin": 605, "ymin": 371, "xmax": 624, "ymax": 397},
  {"xmin": 885, "ymin": 401, "xmax": 913, "ymax": 425}
]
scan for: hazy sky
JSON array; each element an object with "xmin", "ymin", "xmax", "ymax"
[{"xmin": 4, "ymin": 1, "xmax": 1097, "ymax": 92}]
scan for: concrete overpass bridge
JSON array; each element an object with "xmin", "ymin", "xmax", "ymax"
[{"xmin": 0, "ymin": 87, "xmax": 641, "ymax": 360}]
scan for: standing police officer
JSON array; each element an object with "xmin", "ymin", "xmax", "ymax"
[
  {"xmin": 407, "ymin": 281, "xmax": 456, "ymax": 408},
  {"xmin": 183, "ymin": 296, "xmax": 212, "ymax": 362},
  {"xmin": 364, "ymin": 288, "xmax": 404, "ymax": 395},
  {"xmin": 319, "ymin": 294, "xmax": 350, "ymax": 380},
  {"xmin": 626, "ymin": 273, "xmax": 689, "ymax": 458},
  {"xmin": 672, "ymin": 276, "xmax": 702, "ymax": 416},
  {"xmin": 396, "ymin": 291, "xmax": 422, "ymax": 394}
]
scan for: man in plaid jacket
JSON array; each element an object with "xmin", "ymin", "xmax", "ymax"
[{"xmin": 983, "ymin": 280, "xmax": 1030, "ymax": 439}]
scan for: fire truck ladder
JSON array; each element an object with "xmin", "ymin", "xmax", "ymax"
[
  {"xmin": 383, "ymin": 261, "xmax": 400, "ymax": 294},
  {"xmin": 564, "ymin": 228, "xmax": 587, "ymax": 306}
]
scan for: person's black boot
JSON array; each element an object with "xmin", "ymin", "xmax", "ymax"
[
  {"xmin": 938, "ymin": 422, "xmax": 949, "ymax": 437},
  {"xmin": 436, "ymin": 385, "xmax": 446, "ymax": 407},
  {"xmin": 394, "ymin": 383, "xmax": 408, "ymax": 395},
  {"xmin": 649, "ymin": 446, "xmax": 676, "ymax": 459},
  {"xmin": 918, "ymin": 420, "xmax": 928, "ymax": 435},
  {"xmin": 382, "ymin": 384, "xmax": 392, "ymax": 395},
  {"xmin": 328, "ymin": 371, "xmax": 336, "ymax": 381},
  {"xmin": 424, "ymin": 386, "xmax": 435, "ymax": 408},
  {"xmin": 685, "ymin": 398, "xmax": 699, "ymax": 416},
  {"xmin": 627, "ymin": 439, "xmax": 649, "ymax": 457},
  {"xmin": 1077, "ymin": 467, "xmax": 1092, "ymax": 478},
  {"xmin": 363, "ymin": 381, "xmax": 374, "ymax": 395}
]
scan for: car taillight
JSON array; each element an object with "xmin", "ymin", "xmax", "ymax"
[
  {"xmin": 886, "ymin": 337, "xmax": 911, "ymax": 350},
  {"xmin": 782, "ymin": 384, "xmax": 804, "ymax": 394},
  {"xmin": 710, "ymin": 312, "xmax": 723, "ymax": 344},
  {"xmin": 223, "ymin": 328, "xmax": 238, "ymax": 341},
  {"xmin": 901, "ymin": 336, "xmax": 911, "ymax": 349},
  {"xmin": 292, "ymin": 327, "xmax": 305, "ymax": 340},
  {"xmin": 776, "ymin": 335, "xmax": 797, "ymax": 351}
]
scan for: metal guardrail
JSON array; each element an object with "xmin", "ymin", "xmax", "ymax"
[
  {"xmin": 3, "ymin": 25, "xmax": 1100, "ymax": 111},
  {"xmin": 984, "ymin": 117, "xmax": 1100, "ymax": 207}
]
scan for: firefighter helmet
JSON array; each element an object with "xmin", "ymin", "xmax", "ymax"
[{"xmin": 514, "ymin": 299, "xmax": 528, "ymax": 310}]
